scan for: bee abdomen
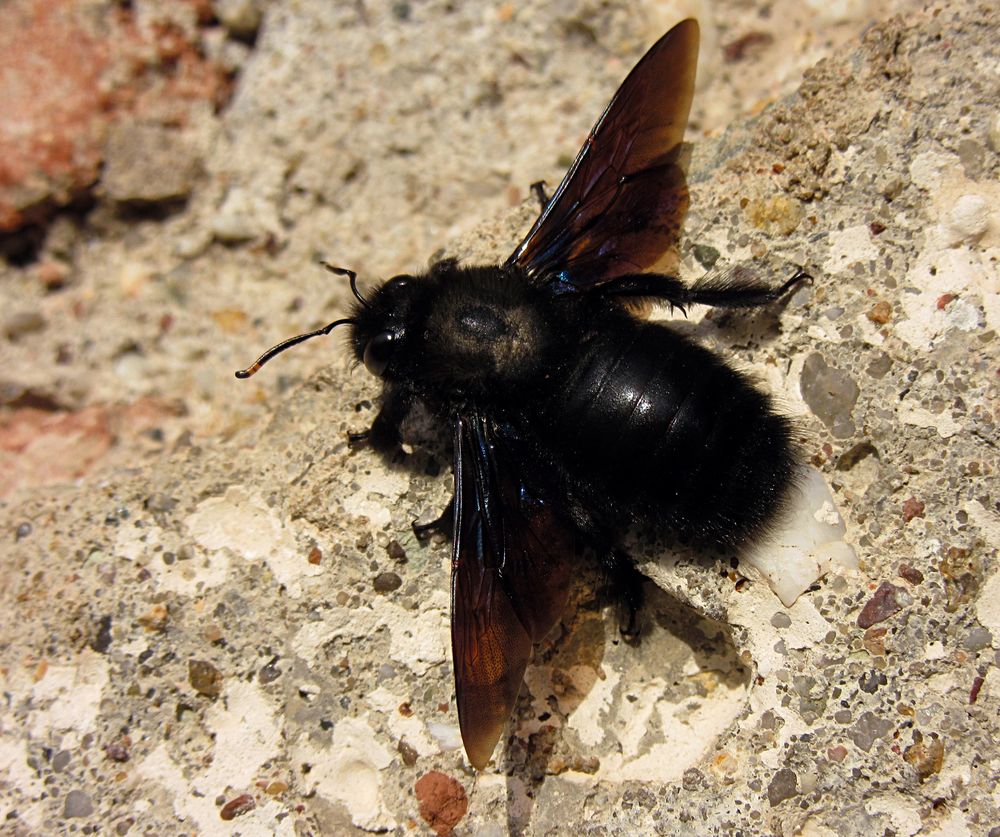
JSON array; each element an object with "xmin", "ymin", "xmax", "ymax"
[{"xmin": 546, "ymin": 320, "xmax": 795, "ymax": 548}]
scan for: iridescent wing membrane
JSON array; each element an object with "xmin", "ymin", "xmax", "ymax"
[
  {"xmin": 507, "ymin": 18, "xmax": 699, "ymax": 287},
  {"xmin": 450, "ymin": 414, "xmax": 575, "ymax": 768}
]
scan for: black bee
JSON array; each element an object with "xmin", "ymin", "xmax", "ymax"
[{"xmin": 237, "ymin": 18, "xmax": 803, "ymax": 769}]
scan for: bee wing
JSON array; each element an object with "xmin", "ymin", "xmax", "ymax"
[
  {"xmin": 507, "ymin": 18, "xmax": 698, "ymax": 287},
  {"xmin": 450, "ymin": 413, "xmax": 575, "ymax": 769}
]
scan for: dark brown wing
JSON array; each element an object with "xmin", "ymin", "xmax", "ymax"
[
  {"xmin": 450, "ymin": 414, "xmax": 575, "ymax": 769},
  {"xmin": 506, "ymin": 18, "xmax": 698, "ymax": 288}
]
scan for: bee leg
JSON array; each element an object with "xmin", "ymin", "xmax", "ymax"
[
  {"xmin": 349, "ymin": 385, "xmax": 411, "ymax": 456},
  {"xmin": 604, "ymin": 267, "xmax": 809, "ymax": 310},
  {"xmin": 412, "ymin": 496, "xmax": 455, "ymax": 540},
  {"xmin": 530, "ymin": 180, "xmax": 550, "ymax": 210},
  {"xmin": 600, "ymin": 548, "xmax": 646, "ymax": 640},
  {"xmin": 683, "ymin": 266, "xmax": 810, "ymax": 308}
]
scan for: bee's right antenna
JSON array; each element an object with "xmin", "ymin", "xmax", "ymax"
[
  {"xmin": 321, "ymin": 261, "xmax": 368, "ymax": 308},
  {"xmin": 234, "ymin": 317, "xmax": 355, "ymax": 379}
]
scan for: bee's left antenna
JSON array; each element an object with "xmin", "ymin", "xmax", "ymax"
[
  {"xmin": 234, "ymin": 318, "xmax": 355, "ymax": 379},
  {"xmin": 320, "ymin": 261, "xmax": 368, "ymax": 308}
]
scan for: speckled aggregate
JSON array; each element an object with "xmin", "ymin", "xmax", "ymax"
[{"xmin": 1, "ymin": 1, "xmax": 998, "ymax": 835}]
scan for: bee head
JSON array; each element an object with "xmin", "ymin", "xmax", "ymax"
[
  {"xmin": 350, "ymin": 273, "xmax": 425, "ymax": 379},
  {"xmin": 233, "ymin": 263, "xmax": 426, "ymax": 382}
]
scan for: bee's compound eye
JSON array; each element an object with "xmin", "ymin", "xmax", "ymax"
[
  {"xmin": 363, "ymin": 331, "xmax": 396, "ymax": 377},
  {"xmin": 387, "ymin": 274, "xmax": 412, "ymax": 291}
]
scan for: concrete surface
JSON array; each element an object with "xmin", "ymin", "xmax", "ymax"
[{"xmin": 1, "ymin": 0, "xmax": 998, "ymax": 834}]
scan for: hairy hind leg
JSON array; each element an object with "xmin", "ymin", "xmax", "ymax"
[
  {"xmin": 599, "ymin": 548, "xmax": 646, "ymax": 639},
  {"xmin": 602, "ymin": 267, "xmax": 809, "ymax": 313}
]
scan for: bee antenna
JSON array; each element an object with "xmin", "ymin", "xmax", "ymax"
[
  {"xmin": 234, "ymin": 318, "xmax": 355, "ymax": 379},
  {"xmin": 320, "ymin": 260, "xmax": 368, "ymax": 308}
]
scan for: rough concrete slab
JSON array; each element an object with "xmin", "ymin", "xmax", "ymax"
[{"xmin": 1, "ymin": 0, "xmax": 998, "ymax": 835}]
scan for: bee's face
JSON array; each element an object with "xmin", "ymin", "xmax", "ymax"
[{"xmin": 350, "ymin": 274, "xmax": 423, "ymax": 379}]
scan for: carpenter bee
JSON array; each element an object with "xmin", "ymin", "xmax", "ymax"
[{"xmin": 237, "ymin": 18, "xmax": 803, "ymax": 769}]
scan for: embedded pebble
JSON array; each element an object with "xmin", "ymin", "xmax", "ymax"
[
  {"xmin": 692, "ymin": 243, "xmax": 720, "ymax": 268},
  {"xmin": 398, "ymin": 739, "xmax": 419, "ymax": 766},
  {"xmin": 105, "ymin": 743, "xmax": 130, "ymax": 762},
  {"xmin": 258, "ymin": 659, "xmax": 282, "ymax": 683},
  {"xmin": 828, "ymin": 745, "xmax": 848, "ymax": 763},
  {"xmin": 214, "ymin": 0, "xmax": 264, "ymax": 39},
  {"xmin": 188, "ymin": 659, "xmax": 224, "ymax": 697},
  {"xmin": 766, "ymin": 768, "xmax": 799, "ymax": 806},
  {"xmin": 866, "ymin": 301, "xmax": 892, "ymax": 324},
  {"xmin": 63, "ymin": 789, "xmax": 94, "ymax": 818},
  {"xmin": 903, "ymin": 735, "xmax": 944, "ymax": 782},
  {"xmin": 962, "ymin": 626, "xmax": 993, "ymax": 651},
  {"xmin": 945, "ymin": 194, "xmax": 990, "ymax": 243},
  {"xmin": 770, "ymin": 612, "xmax": 792, "ymax": 629},
  {"xmin": 859, "ymin": 670, "xmax": 887, "ymax": 694},
  {"xmin": 857, "ymin": 582, "xmax": 910, "ymax": 628},
  {"xmin": 102, "ymin": 124, "xmax": 200, "ymax": 206},
  {"xmin": 848, "ymin": 711, "xmax": 895, "ymax": 752},
  {"xmin": 219, "ymin": 793, "xmax": 256, "ymax": 820},
  {"xmin": 373, "ymin": 571, "xmax": 403, "ymax": 593},
  {"xmin": 415, "ymin": 771, "xmax": 468, "ymax": 836},
  {"xmin": 211, "ymin": 187, "xmax": 276, "ymax": 242},
  {"xmin": 901, "ymin": 497, "xmax": 925, "ymax": 523},
  {"xmin": 799, "ymin": 353, "xmax": 859, "ymax": 439}
]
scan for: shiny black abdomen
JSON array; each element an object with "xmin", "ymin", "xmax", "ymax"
[{"xmin": 537, "ymin": 315, "xmax": 795, "ymax": 548}]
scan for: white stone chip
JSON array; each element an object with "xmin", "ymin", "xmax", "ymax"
[{"xmin": 743, "ymin": 466, "xmax": 858, "ymax": 607}]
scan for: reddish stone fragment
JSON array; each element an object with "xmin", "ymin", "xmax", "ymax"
[
  {"xmin": 898, "ymin": 563, "xmax": 924, "ymax": 584},
  {"xmin": 857, "ymin": 582, "xmax": 907, "ymax": 629},
  {"xmin": 104, "ymin": 743, "xmax": 130, "ymax": 762},
  {"xmin": 827, "ymin": 745, "xmax": 848, "ymax": 763},
  {"xmin": 903, "ymin": 736, "xmax": 944, "ymax": 782},
  {"xmin": 902, "ymin": 496, "xmax": 925, "ymax": 523},
  {"xmin": 220, "ymin": 794, "xmax": 255, "ymax": 821},
  {"xmin": 415, "ymin": 771, "xmax": 468, "ymax": 836},
  {"xmin": 0, "ymin": 0, "xmax": 232, "ymax": 232},
  {"xmin": 867, "ymin": 301, "xmax": 892, "ymax": 324},
  {"xmin": 862, "ymin": 626, "xmax": 888, "ymax": 656},
  {"xmin": 970, "ymin": 675, "xmax": 984, "ymax": 704},
  {"xmin": 0, "ymin": 398, "xmax": 182, "ymax": 497}
]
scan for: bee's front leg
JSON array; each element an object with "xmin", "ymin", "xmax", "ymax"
[
  {"xmin": 349, "ymin": 385, "xmax": 411, "ymax": 457},
  {"xmin": 530, "ymin": 180, "xmax": 550, "ymax": 210},
  {"xmin": 412, "ymin": 496, "xmax": 455, "ymax": 540}
]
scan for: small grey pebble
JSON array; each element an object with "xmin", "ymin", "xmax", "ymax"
[
  {"xmin": 963, "ymin": 626, "xmax": 993, "ymax": 651},
  {"xmin": 770, "ymin": 612, "xmax": 792, "ymax": 629},
  {"xmin": 259, "ymin": 661, "xmax": 282, "ymax": 684},
  {"xmin": 63, "ymin": 789, "xmax": 94, "ymax": 818}
]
